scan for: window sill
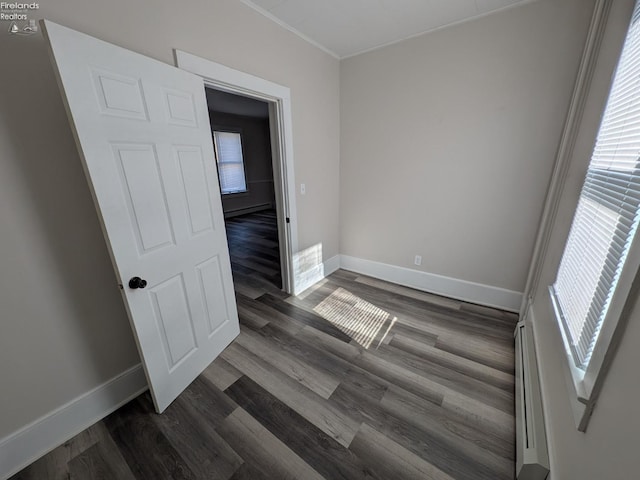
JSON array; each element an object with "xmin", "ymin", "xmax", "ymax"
[
  {"xmin": 548, "ymin": 286, "xmax": 595, "ymax": 432},
  {"xmin": 221, "ymin": 190, "xmax": 249, "ymax": 197}
]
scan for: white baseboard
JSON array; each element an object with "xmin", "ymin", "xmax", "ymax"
[
  {"xmin": 340, "ymin": 254, "xmax": 522, "ymax": 312},
  {"xmin": 223, "ymin": 203, "xmax": 273, "ymax": 219},
  {"xmin": 293, "ymin": 254, "xmax": 340, "ymax": 295},
  {"xmin": 324, "ymin": 254, "xmax": 341, "ymax": 277},
  {"xmin": 0, "ymin": 364, "xmax": 148, "ymax": 480}
]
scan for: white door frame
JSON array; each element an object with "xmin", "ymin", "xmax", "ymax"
[{"xmin": 175, "ymin": 51, "xmax": 298, "ymax": 294}]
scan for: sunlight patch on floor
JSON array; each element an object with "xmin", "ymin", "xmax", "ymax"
[{"xmin": 313, "ymin": 287, "xmax": 396, "ymax": 349}]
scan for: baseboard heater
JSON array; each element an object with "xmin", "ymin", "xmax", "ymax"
[
  {"xmin": 515, "ymin": 321, "xmax": 550, "ymax": 480},
  {"xmin": 223, "ymin": 203, "xmax": 272, "ymax": 219}
]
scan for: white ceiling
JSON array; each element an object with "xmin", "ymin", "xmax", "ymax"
[{"xmin": 241, "ymin": 0, "xmax": 535, "ymax": 59}]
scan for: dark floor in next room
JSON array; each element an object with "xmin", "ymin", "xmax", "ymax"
[
  {"xmin": 224, "ymin": 210, "xmax": 283, "ymax": 298},
  {"xmin": 12, "ymin": 211, "xmax": 518, "ymax": 480}
]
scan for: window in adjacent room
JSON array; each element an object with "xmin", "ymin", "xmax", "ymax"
[
  {"xmin": 549, "ymin": 0, "xmax": 640, "ymax": 428},
  {"xmin": 212, "ymin": 130, "xmax": 247, "ymax": 194}
]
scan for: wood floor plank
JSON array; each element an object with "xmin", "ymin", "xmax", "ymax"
[
  {"xmin": 374, "ymin": 342, "xmax": 514, "ymax": 413},
  {"xmin": 72, "ymin": 423, "xmax": 137, "ymax": 480},
  {"xmin": 245, "ymin": 253, "xmax": 282, "ymax": 270},
  {"xmin": 226, "ymin": 375, "xmax": 381, "ymax": 480},
  {"xmin": 235, "ymin": 326, "xmax": 342, "ymax": 399},
  {"xmin": 305, "ymin": 279, "xmax": 504, "ymax": 355},
  {"xmin": 201, "ymin": 356, "xmax": 243, "ymax": 391},
  {"xmin": 141, "ymin": 394, "xmax": 243, "ymax": 480},
  {"xmin": 232, "ymin": 268, "xmax": 278, "ymax": 291},
  {"xmin": 459, "ymin": 302, "xmax": 519, "ymax": 324},
  {"xmin": 291, "ymin": 277, "xmax": 330, "ymax": 300},
  {"xmin": 237, "ymin": 294, "xmax": 307, "ymax": 336},
  {"xmin": 441, "ymin": 386, "xmax": 515, "ymax": 439},
  {"xmin": 331, "ymin": 381, "xmax": 510, "ymax": 480},
  {"xmin": 232, "ymin": 257, "xmax": 279, "ymax": 276},
  {"xmin": 435, "ymin": 333, "xmax": 515, "ymax": 374},
  {"xmin": 11, "ymin": 425, "xmax": 103, "ymax": 480},
  {"xmin": 357, "ymin": 346, "xmax": 515, "ymax": 434},
  {"xmin": 383, "ymin": 321, "xmax": 439, "ymax": 347},
  {"xmin": 256, "ymin": 323, "xmax": 353, "ymax": 383},
  {"xmin": 295, "ymin": 324, "xmax": 361, "ymax": 361},
  {"xmin": 68, "ymin": 441, "xmax": 136, "ymax": 480},
  {"xmin": 238, "ymin": 235, "xmax": 278, "ymax": 249},
  {"xmin": 340, "ymin": 367, "xmax": 390, "ymax": 402},
  {"xmin": 229, "ymin": 243, "xmax": 279, "ymax": 260},
  {"xmin": 216, "ymin": 407, "xmax": 325, "ymax": 480},
  {"xmin": 329, "ymin": 382, "xmax": 453, "ymax": 475},
  {"xmin": 310, "ymin": 286, "xmax": 399, "ymax": 349},
  {"xmin": 384, "ymin": 390, "xmax": 514, "ymax": 476},
  {"xmin": 393, "ymin": 308, "xmax": 513, "ymax": 345},
  {"xmin": 225, "ymin": 210, "xmax": 282, "ymax": 296},
  {"xmin": 237, "ymin": 303, "xmax": 271, "ymax": 330},
  {"xmin": 335, "ymin": 270, "xmax": 512, "ymax": 330},
  {"xmin": 231, "ymin": 280, "xmax": 264, "ymax": 300},
  {"xmin": 179, "ymin": 376, "xmax": 238, "ymax": 430},
  {"xmin": 324, "ymin": 273, "xmax": 515, "ymax": 340},
  {"xmin": 349, "ymin": 423, "xmax": 455, "ymax": 480},
  {"xmin": 380, "ymin": 385, "xmax": 515, "ymax": 461},
  {"xmin": 258, "ymin": 293, "xmax": 354, "ymax": 342},
  {"xmin": 353, "ymin": 274, "xmax": 463, "ymax": 311},
  {"xmin": 227, "ymin": 462, "xmax": 272, "ymax": 480},
  {"xmin": 103, "ymin": 399, "xmax": 197, "ymax": 480},
  {"xmin": 389, "ymin": 333, "xmax": 514, "ymax": 392},
  {"xmin": 221, "ymin": 342, "xmax": 361, "ymax": 447},
  {"xmin": 353, "ymin": 350, "xmax": 445, "ymax": 406}
]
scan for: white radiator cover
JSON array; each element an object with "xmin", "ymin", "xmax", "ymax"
[{"xmin": 515, "ymin": 321, "xmax": 550, "ymax": 480}]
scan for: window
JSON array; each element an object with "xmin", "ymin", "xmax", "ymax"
[
  {"xmin": 213, "ymin": 130, "xmax": 247, "ymax": 194},
  {"xmin": 550, "ymin": 1, "xmax": 640, "ymax": 408}
]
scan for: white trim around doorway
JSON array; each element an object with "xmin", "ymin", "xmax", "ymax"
[{"xmin": 174, "ymin": 50, "xmax": 298, "ymax": 294}]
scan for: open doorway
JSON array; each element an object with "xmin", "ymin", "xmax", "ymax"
[
  {"xmin": 205, "ymin": 88, "xmax": 284, "ymax": 298},
  {"xmin": 175, "ymin": 50, "xmax": 299, "ymax": 295}
]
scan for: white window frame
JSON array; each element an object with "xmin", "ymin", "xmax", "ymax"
[
  {"xmin": 212, "ymin": 128, "xmax": 248, "ymax": 196},
  {"xmin": 545, "ymin": 0, "xmax": 640, "ymax": 431}
]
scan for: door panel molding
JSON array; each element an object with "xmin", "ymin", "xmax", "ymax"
[{"xmin": 41, "ymin": 20, "xmax": 240, "ymax": 414}]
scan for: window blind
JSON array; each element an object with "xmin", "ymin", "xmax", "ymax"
[
  {"xmin": 213, "ymin": 131, "xmax": 247, "ymax": 194},
  {"xmin": 552, "ymin": 2, "xmax": 640, "ymax": 370}
]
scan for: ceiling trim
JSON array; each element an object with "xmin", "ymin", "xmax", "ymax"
[
  {"xmin": 341, "ymin": 0, "xmax": 538, "ymax": 59},
  {"xmin": 240, "ymin": 0, "xmax": 341, "ymax": 59},
  {"xmin": 241, "ymin": 0, "xmax": 539, "ymax": 61}
]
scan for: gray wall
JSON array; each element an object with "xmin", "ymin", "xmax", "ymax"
[
  {"xmin": 529, "ymin": 0, "xmax": 640, "ymax": 478},
  {"xmin": 339, "ymin": 0, "xmax": 596, "ymax": 292},
  {"xmin": 0, "ymin": 0, "xmax": 340, "ymax": 440},
  {"xmin": 208, "ymin": 111, "xmax": 275, "ymax": 216}
]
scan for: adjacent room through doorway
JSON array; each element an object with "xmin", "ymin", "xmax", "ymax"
[{"xmin": 205, "ymin": 88, "xmax": 284, "ymax": 298}]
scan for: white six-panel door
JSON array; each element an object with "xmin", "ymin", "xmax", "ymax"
[{"xmin": 41, "ymin": 20, "xmax": 240, "ymax": 412}]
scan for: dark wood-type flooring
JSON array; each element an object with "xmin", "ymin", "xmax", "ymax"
[
  {"xmin": 224, "ymin": 210, "xmax": 283, "ymax": 297},
  {"xmin": 12, "ymin": 211, "xmax": 518, "ymax": 480}
]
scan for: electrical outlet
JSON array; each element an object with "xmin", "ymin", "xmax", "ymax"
[
  {"xmin": 414, "ymin": 255, "xmax": 422, "ymax": 266},
  {"xmin": 300, "ymin": 183, "xmax": 306, "ymax": 195}
]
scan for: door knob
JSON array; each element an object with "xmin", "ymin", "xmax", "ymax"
[{"xmin": 128, "ymin": 276, "xmax": 147, "ymax": 289}]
